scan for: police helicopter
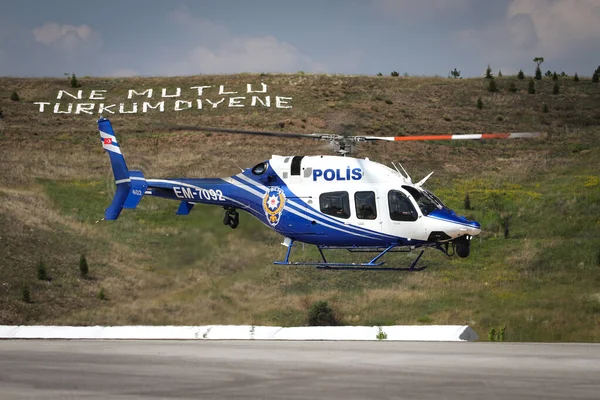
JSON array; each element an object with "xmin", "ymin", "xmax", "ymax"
[{"xmin": 98, "ymin": 117, "xmax": 540, "ymax": 270}]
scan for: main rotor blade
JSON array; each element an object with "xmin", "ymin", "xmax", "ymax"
[
  {"xmin": 168, "ymin": 125, "xmax": 325, "ymax": 140},
  {"xmin": 361, "ymin": 132, "xmax": 543, "ymax": 141}
]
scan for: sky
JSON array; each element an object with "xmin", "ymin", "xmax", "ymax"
[{"xmin": 0, "ymin": 0, "xmax": 599, "ymax": 78}]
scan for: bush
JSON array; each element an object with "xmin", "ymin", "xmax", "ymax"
[
  {"xmin": 37, "ymin": 260, "xmax": 49, "ymax": 281},
  {"xmin": 308, "ymin": 300, "xmax": 338, "ymax": 326},
  {"xmin": 518, "ymin": 69, "xmax": 525, "ymax": 79},
  {"xmin": 488, "ymin": 78, "xmax": 498, "ymax": 92},
  {"xmin": 476, "ymin": 97, "xmax": 483, "ymax": 109},
  {"xmin": 21, "ymin": 285, "xmax": 31, "ymax": 303},
  {"xmin": 376, "ymin": 72, "xmax": 383, "ymax": 76},
  {"xmin": 508, "ymin": 82, "xmax": 517, "ymax": 93},
  {"xmin": 574, "ymin": 73, "xmax": 580, "ymax": 82},
  {"xmin": 543, "ymin": 103, "xmax": 549, "ymax": 113},
  {"xmin": 98, "ymin": 287, "xmax": 107, "ymax": 301},
  {"xmin": 385, "ymin": 99, "xmax": 393, "ymax": 105},
  {"xmin": 0, "ymin": 107, "xmax": 4, "ymax": 119},
  {"xmin": 498, "ymin": 70, "xmax": 503, "ymax": 77},
  {"xmin": 79, "ymin": 254, "xmax": 89, "ymax": 277},
  {"xmin": 376, "ymin": 326, "xmax": 388, "ymax": 340},
  {"xmin": 535, "ymin": 66, "xmax": 542, "ymax": 80},
  {"xmin": 485, "ymin": 64, "xmax": 493, "ymax": 79},
  {"xmin": 552, "ymin": 71, "xmax": 558, "ymax": 81},
  {"xmin": 464, "ymin": 193, "xmax": 471, "ymax": 210},
  {"xmin": 450, "ymin": 68, "xmax": 461, "ymax": 78},
  {"xmin": 10, "ymin": 91, "xmax": 19, "ymax": 101},
  {"xmin": 390, "ymin": 71, "xmax": 399, "ymax": 77},
  {"xmin": 544, "ymin": 70, "xmax": 552, "ymax": 78},
  {"xmin": 528, "ymin": 79, "xmax": 536, "ymax": 94},
  {"xmin": 553, "ymin": 82, "xmax": 560, "ymax": 95}
]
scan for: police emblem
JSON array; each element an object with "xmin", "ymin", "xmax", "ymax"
[{"xmin": 262, "ymin": 186, "xmax": 286, "ymax": 227}]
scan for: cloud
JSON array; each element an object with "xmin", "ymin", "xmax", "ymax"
[
  {"xmin": 507, "ymin": 0, "xmax": 600, "ymax": 58},
  {"xmin": 455, "ymin": 0, "xmax": 600, "ymax": 69},
  {"xmin": 33, "ymin": 22, "xmax": 101, "ymax": 51},
  {"xmin": 160, "ymin": 6, "xmax": 323, "ymax": 75},
  {"xmin": 372, "ymin": 0, "xmax": 473, "ymax": 20}
]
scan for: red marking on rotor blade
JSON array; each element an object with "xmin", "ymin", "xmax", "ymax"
[{"xmin": 480, "ymin": 133, "xmax": 512, "ymax": 139}]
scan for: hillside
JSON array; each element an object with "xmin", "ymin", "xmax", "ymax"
[{"xmin": 0, "ymin": 73, "xmax": 599, "ymax": 341}]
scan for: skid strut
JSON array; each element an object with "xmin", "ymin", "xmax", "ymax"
[{"xmin": 274, "ymin": 240, "xmax": 426, "ymax": 271}]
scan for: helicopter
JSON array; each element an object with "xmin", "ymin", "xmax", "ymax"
[{"xmin": 98, "ymin": 117, "xmax": 541, "ymax": 270}]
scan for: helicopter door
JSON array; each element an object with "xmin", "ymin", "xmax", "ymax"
[
  {"xmin": 353, "ymin": 190, "xmax": 382, "ymax": 232},
  {"xmin": 289, "ymin": 156, "xmax": 304, "ymax": 184},
  {"xmin": 385, "ymin": 189, "xmax": 422, "ymax": 239}
]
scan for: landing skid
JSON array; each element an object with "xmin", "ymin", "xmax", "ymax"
[{"xmin": 273, "ymin": 240, "xmax": 426, "ymax": 271}]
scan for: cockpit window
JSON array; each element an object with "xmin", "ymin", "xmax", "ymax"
[
  {"xmin": 388, "ymin": 190, "xmax": 418, "ymax": 221},
  {"xmin": 402, "ymin": 185, "xmax": 442, "ymax": 216}
]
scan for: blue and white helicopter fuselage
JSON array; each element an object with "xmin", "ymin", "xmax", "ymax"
[{"xmin": 99, "ymin": 118, "xmax": 481, "ymax": 270}]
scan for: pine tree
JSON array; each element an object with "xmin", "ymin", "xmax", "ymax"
[
  {"xmin": 485, "ymin": 65, "xmax": 493, "ymax": 79},
  {"xmin": 553, "ymin": 82, "xmax": 560, "ymax": 94},
  {"xmin": 488, "ymin": 78, "xmax": 498, "ymax": 92},
  {"xmin": 498, "ymin": 70, "xmax": 503, "ymax": 77},
  {"xmin": 476, "ymin": 97, "xmax": 483, "ymax": 109},
  {"xmin": 508, "ymin": 82, "xmax": 517, "ymax": 93},
  {"xmin": 535, "ymin": 66, "xmax": 542, "ymax": 80},
  {"xmin": 518, "ymin": 69, "xmax": 525, "ymax": 80},
  {"xmin": 593, "ymin": 72, "xmax": 599, "ymax": 83},
  {"xmin": 528, "ymin": 79, "xmax": 536, "ymax": 94},
  {"xmin": 573, "ymin": 73, "xmax": 580, "ymax": 82},
  {"xmin": 552, "ymin": 71, "xmax": 558, "ymax": 81},
  {"xmin": 79, "ymin": 254, "xmax": 89, "ymax": 277}
]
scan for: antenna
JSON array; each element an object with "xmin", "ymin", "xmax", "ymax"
[{"xmin": 397, "ymin": 162, "xmax": 412, "ymax": 183}]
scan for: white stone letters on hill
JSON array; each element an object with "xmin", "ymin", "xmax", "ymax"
[{"xmin": 34, "ymin": 83, "xmax": 292, "ymax": 114}]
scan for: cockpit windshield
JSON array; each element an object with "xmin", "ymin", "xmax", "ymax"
[{"xmin": 401, "ymin": 185, "xmax": 446, "ymax": 216}]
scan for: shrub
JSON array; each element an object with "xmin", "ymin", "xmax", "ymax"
[
  {"xmin": 464, "ymin": 193, "xmax": 471, "ymax": 210},
  {"xmin": 10, "ymin": 91, "xmax": 19, "ymax": 101},
  {"xmin": 543, "ymin": 103, "xmax": 549, "ymax": 113},
  {"xmin": 498, "ymin": 70, "xmax": 503, "ymax": 77},
  {"xmin": 574, "ymin": 73, "xmax": 580, "ymax": 82},
  {"xmin": 552, "ymin": 71, "xmax": 558, "ymax": 81},
  {"xmin": 488, "ymin": 78, "xmax": 498, "ymax": 92},
  {"xmin": 0, "ymin": 107, "xmax": 4, "ymax": 119},
  {"xmin": 476, "ymin": 97, "xmax": 483, "ymax": 109},
  {"xmin": 517, "ymin": 69, "xmax": 525, "ymax": 79},
  {"xmin": 376, "ymin": 326, "xmax": 388, "ymax": 340},
  {"xmin": 508, "ymin": 82, "xmax": 517, "ymax": 93},
  {"xmin": 98, "ymin": 287, "xmax": 107, "ymax": 301},
  {"xmin": 37, "ymin": 260, "xmax": 49, "ymax": 281},
  {"xmin": 376, "ymin": 72, "xmax": 383, "ymax": 76},
  {"xmin": 79, "ymin": 254, "xmax": 89, "ymax": 277},
  {"xmin": 553, "ymin": 82, "xmax": 560, "ymax": 94},
  {"xmin": 485, "ymin": 64, "xmax": 493, "ymax": 79},
  {"xmin": 21, "ymin": 285, "xmax": 31, "ymax": 303},
  {"xmin": 545, "ymin": 70, "xmax": 552, "ymax": 78},
  {"xmin": 390, "ymin": 71, "xmax": 399, "ymax": 77},
  {"xmin": 560, "ymin": 71, "xmax": 567, "ymax": 77},
  {"xmin": 450, "ymin": 68, "xmax": 461, "ymax": 78},
  {"xmin": 385, "ymin": 99, "xmax": 393, "ymax": 104},
  {"xmin": 528, "ymin": 79, "xmax": 536, "ymax": 94},
  {"xmin": 308, "ymin": 300, "xmax": 338, "ymax": 326}
]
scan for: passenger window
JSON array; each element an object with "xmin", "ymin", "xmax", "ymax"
[
  {"xmin": 388, "ymin": 190, "xmax": 418, "ymax": 221},
  {"xmin": 320, "ymin": 191, "xmax": 350, "ymax": 219},
  {"xmin": 355, "ymin": 191, "xmax": 377, "ymax": 220}
]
